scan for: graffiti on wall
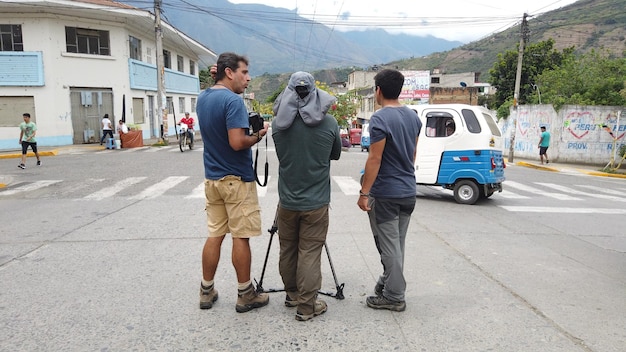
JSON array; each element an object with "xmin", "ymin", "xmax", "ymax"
[{"xmin": 562, "ymin": 110, "xmax": 625, "ymax": 150}]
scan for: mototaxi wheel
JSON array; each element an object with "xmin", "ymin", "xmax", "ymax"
[{"xmin": 453, "ymin": 180, "xmax": 479, "ymax": 205}]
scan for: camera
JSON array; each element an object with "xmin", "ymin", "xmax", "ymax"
[{"xmin": 249, "ymin": 112, "xmax": 264, "ymax": 133}]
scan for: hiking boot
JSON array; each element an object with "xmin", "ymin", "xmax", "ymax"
[
  {"xmin": 37, "ymin": 160, "xmax": 41, "ymax": 166},
  {"xmin": 18, "ymin": 163, "xmax": 25, "ymax": 169},
  {"xmin": 285, "ymin": 292, "xmax": 298, "ymax": 307},
  {"xmin": 199, "ymin": 283, "xmax": 218, "ymax": 309},
  {"xmin": 235, "ymin": 284, "xmax": 269, "ymax": 313},
  {"xmin": 374, "ymin": 283, "xmax": 384, "ymax": 297},
  {"xmin": 295, "ymin": 299, "xmax": 327, "ymax": 321},
  {"xmin": 366, "ymin": 295, "xmax": 406, "ymax": 312}
]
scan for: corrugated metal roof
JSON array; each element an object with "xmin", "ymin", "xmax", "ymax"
[{"xmin": 70, "ymin": 0, "xmax": 135, "ymax": 9}]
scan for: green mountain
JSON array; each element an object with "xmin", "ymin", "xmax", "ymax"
[{"xmin": 250, "ymin": 0, "xmax": 626, "ymax": 101}]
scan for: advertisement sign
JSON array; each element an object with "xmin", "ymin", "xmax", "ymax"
[{"xmin": 400, "ymin": 71, "xmax": 430, "ymax": 100}]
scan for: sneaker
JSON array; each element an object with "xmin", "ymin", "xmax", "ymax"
[
  {"xmin": 285, "ymin": 292, "xmax": 298, "ymax": 307},
  {"xmin": 235, "ymin": 283, "xmax": 269, "ymax": 313},
  {"xmin": 18, "ymin": 163, "xmax": 25, "ymax": 169},
  {"xmin": 199, "ymin": 283, "xmax": 219, "ymax": 309},
  {"xmin": 295, "ymin": 299, "xmax": 327, "ymax": 321},
  {"xmin": 374, "ymin": 283, "xmax": 384, "ymax": 297},
  {"xmin": 366, "ymin": 295, "xmax": 406, "ymax": 312},
  {"xmin": 37, "ymin": 160, "xmax": 41, "ymax": 166},
  {"xmin": 546, "ymin": 160, "xmax": 549, "ymax": 164}
]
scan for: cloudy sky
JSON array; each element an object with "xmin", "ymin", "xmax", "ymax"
[{"xmin": 228, "ymin": 0, "xmax": 579, "ymax": 42}]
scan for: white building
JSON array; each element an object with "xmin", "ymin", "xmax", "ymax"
[{"xmin": 0, "ymin": 0, "xmax": 217, "ymax": 150}]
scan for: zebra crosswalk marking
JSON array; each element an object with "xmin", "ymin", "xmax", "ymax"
[
  {"xmin": 495, "ymin": 190, "xmax": 530, "ymax": 199},
  {"xmin": 185, "ymin": 182, "xmax": 205, "ymax": 199},
  {"xmin": 0, "ymin": 180, "xmax": 62, "ymax": 196},
  {"xmin": 84, "ymin": 177, "xmax": 147, "ymax": 200},
  {"xmin": 536, "ymin": 183, "xmax": 626, "ymax": 202},
  {"xmin": 577, "ymin": 185, "xmax": 626, "ymax": 197},
  {"xmin": 505, "ymin": 181, "xmax": 582, "ymax": 201},
  {"xmin": 332, "ymin": 176, "xmax": 361, "ymax": 196},
  {"xmin": 499, "ymin": 206, "xmax": 626, "ymax": 214},
  {"xmin": 129, "ymin": 176, "xmax": 188, "ymax": 200}
]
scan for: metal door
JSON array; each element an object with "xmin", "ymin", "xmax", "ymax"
[{"xmin": 70, "ymin": 89, "xmax": 113, "ymax": 144}]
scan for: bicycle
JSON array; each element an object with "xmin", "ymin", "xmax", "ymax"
[{"xmin": 178, "ymin": 123, "xmax": 193, "ymax": 152}]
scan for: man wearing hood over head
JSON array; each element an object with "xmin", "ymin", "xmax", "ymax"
[{"xmin": 271, "ymin": 71, "xmax": 342, "ymax": 321}]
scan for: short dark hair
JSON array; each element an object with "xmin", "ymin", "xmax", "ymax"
[
  {"xmin": 23, "ymin": 113, "xmax": 31, "ymax": 118},
  {"xmin": 374, "ymin": 69, "xmax": 404, "ymax": 100},
  {"xmin": 215, "ymin": 52, "xmax": 249, "ymax": 82},
  {"xmin": 540, "ymin": 126, "xmax": 546, "ymax": 130}
]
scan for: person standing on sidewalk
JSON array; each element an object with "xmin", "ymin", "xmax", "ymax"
[
  {"xmin": 100, "ymin": 114, "xmax": 113, "ymax": 145},
  {"xmin": 18, "ymin": 113, "xmax": 41, "ymax": 169},
  {"xmin": 538, "ymin": 125, "xmax": 551, "ymax": 164},
  {"xmin": 357, "ymin": 69, "xmax": 422, "ymax": 312},
  {"xmin": 272, "ymin": 71, "xmax": 342, "ymax": 321},
  {"xmin": 196, "ymin": 52, "xmax": 270, "ymax": 313}
]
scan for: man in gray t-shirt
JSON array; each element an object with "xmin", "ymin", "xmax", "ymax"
[{"xmin": 357, "ymin": 69, "xmax": 421, "ymax": 312}]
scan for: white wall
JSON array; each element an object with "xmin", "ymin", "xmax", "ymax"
[{"xmin": 500, "ymin": 105, "xmax": 626, "ymax": 165}]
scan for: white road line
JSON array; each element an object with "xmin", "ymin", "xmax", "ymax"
[
  {"xmin": 496, "ymin": 190, "xmax": 530, "ymax": 199},
  {"xmin": 145, "ymin": 147, "xmax": 170, "ymax": 152},
  {"xmin": 577, "ymin": 185, "xmax": 626, "ymax": 197},
  {"xmin": 536, "ymin": 182, "xmax": 626, "ymax": 202},
  {"xmin": 499, "ymin": 206, "xmax": 626, "ymax": 214},
  {"xmin": 332, "ymin": 176, "xmax": 360, "ymax": 196},
  {"xmin": 1, "ymin": 180, "xmax": 62, "ymax": 196},
  {"xmin": 121, "ymin": 146, "xmax": 149, "ymax": 152},
  {"xmin": 83, "ymin": 177, "xmax": 146, "ymax": 200},
  {"xmin": 185, "ymin": 182, "xmax": 205, "ymax": 199},
  {"xmin": 504, "ymin": 180, "xmax": 582, "ymax": 201},
  {"xmin": 129, "ymin": 176, "xmax": 188, "ymax": 200}
]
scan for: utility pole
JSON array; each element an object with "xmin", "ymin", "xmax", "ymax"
[
  {"xmin": 155, "ymin": 0, "xmax": 167, "ymax": 143},
  {"xmin": 508, "ymin": 13, "xmax": 530, "ymax": 162}
]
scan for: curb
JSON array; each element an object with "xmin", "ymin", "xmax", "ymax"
[
  {"xmin": 515, "ymin": 161, "xmax": 559, "ymax": 172},
  {"xmin": 0, "ymin": 149, "xmax": 58, "ymax": 159},
  {"xmin": 580, "ymin": 170, "xmax": 626, "ymax": 179}
]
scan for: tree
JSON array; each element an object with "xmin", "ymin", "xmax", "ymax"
[
  {"xmin": 535, "ymin": 50, "xmax": 626, "ymax": 111},
  {"xmin": 488, "ymin": 39, "xmax": 574, "ymax": 117},
  {"xmin": 199, "ymin": 68, "xmax": 214, "ymax": 89}
]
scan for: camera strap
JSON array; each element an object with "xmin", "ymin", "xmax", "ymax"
[{"xmin": 254, "ymin": 136, "xmax": 268, "ymax": 187}]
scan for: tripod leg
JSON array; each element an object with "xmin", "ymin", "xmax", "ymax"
[
  {"xmin": 254, "ymin": 230, "xmax": 275, "ymax": 294},
  {"xmin": 323, "ymin": 242, "xmax": 345, "ymax": 300}
]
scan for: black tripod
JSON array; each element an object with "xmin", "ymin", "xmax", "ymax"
[{"xmin": 254, "ymin": 210, "xmax": 345, "ymax": 300}]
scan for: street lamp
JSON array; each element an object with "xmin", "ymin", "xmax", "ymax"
[{"xmin": 532, "ymin": 83, "xmax": 541, "ymax": 104}]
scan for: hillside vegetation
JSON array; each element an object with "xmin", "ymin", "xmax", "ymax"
[{"xmin": 249, "ymin": 0, "xmax": 626, "ymax": 102}]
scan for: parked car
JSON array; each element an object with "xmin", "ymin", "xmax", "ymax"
[{"xmin": 349, "ymin": 128, "xmax": 361, "ymax": 146}]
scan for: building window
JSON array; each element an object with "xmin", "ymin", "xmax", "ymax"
[
  {"xmin": 65, "ymin": 27, "xmax": 110, "ymax": 55},
  {"xmin": 129, "ymin": 36, "xmax": 142, "ymax": 60},
  {"xmin": 190, "ymin": 98, "xmax": 196, "ymax": 113},
  {"xmin": 178, "ymin": 97, "xmax": 185, "ymax": 113},
  {"xmin": 163, "ymin": 50, "xmax": 171, "ymax": 68},
  {"xmin": 431, "ymin": 77, "xmax": 440, "ymax": 84},
  {"xmin": 146, "ymin": 47, "xmax": 152, "ymax": 64},
  {"xmin": 0, "ymin": 24, "xmax": 23, "ymax": 51},
  {"xmin": 189, "ymin": 60, "xmax": 196, "ymax": 75},
  {"xmin": 177, "ymin": 55, "xmax": 184, "ymax": 72}
]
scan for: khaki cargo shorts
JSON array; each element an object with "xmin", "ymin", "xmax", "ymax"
[{"xmin": 205, "ymin": 175, "xmax": 262, "ymax": 238}]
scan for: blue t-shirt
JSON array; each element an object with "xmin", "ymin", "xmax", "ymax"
[
  {"xmin": 197, "ymin": 88, "xmax": 254, "ymax": 181},
  {"xmin": 369, "ymin": 106, "xmax": 422, "ymax": 198}
]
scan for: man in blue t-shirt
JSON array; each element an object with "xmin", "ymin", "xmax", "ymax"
[
  {"xmin": 196, "ymin": 52, "xmax": 269, "ymax": 313},
  {"xmin": 538, "ymin": 126, "xmax": 551, "ymax": 164},
  {"xmin": 357, "ymin": 69, "xmax": 422, "ymax": 312}
]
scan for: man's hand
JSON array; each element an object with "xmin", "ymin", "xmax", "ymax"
[{"xmin": 357, "ymin": 195, "xmax": 371, "ymax": 211}]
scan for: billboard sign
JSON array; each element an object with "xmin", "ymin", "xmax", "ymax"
[{"xmin": 400, "ymin": 70, "xmax": 430, "ymax": 100}]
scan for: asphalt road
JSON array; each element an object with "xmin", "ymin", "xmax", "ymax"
[{"xmin": 1, "ymin": 138, "xmax": 625, "ymax": 351}]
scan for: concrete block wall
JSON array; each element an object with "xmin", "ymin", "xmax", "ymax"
[{"xmin": 500, "ymin": 105, "xmax": 626, "ymax": 165}]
